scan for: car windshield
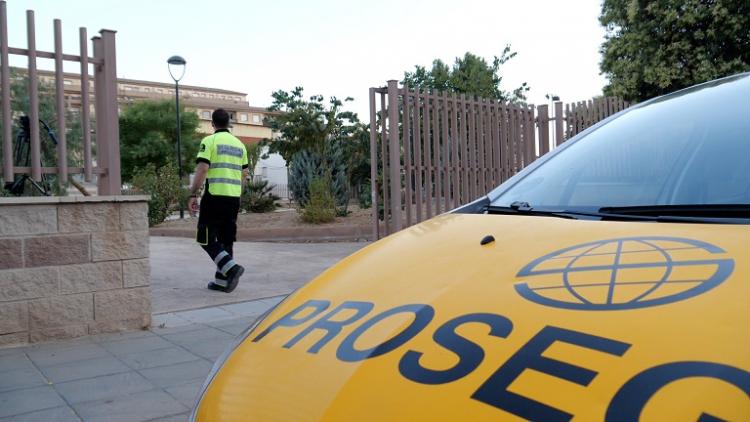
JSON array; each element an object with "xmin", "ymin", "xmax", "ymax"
[{"xmin": 490, "ymin": 74, "xmax": 750, "ymax": 211}]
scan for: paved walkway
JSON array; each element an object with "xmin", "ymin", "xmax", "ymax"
[
  {"xmin": 0, "ymin": 297, "xmax": 283, "ymax": 422},
  {"xmin": 151, "ymin": 237, "xmax": 366, "ymax": 313}
]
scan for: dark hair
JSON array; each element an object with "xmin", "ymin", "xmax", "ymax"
[{"xmin": 212, "ymin": 109, "xmax": 230, "ymax": 128}]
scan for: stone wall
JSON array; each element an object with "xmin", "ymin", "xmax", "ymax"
[{"xmin": 0, "ymin": 196, "xmax": 151, "ymax": 347}]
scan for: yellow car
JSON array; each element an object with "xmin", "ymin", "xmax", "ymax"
[{"xmin": 192, "ymin": 73, "xmax": 750, "ymax": 421}]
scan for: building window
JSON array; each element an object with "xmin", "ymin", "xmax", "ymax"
[
  {"xmin": 229, "ymin": 112, "xmax": 236, "ymax": 121},
  {"xmin": 63, "ymin": 79, "xmax": 73, "ymax": 85},
  {"xmin": 252, "ymin": 114, "xmax": 261, "ymax": 124},
  {"xmin": 239, "ymin": 113, "xmax": 248, "ymax": 122},
  {"xmin": 202, "ymin": 111, "xmax": 210, "ymax": 119}
]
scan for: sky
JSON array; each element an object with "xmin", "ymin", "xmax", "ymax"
[{"xmin": 5, "ymin": 0, "xmax": 609, "ymax": 119}]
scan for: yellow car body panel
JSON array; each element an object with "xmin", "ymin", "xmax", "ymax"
[{"xmin": 196, "ymin": 214, "xmax": 750, "ymax": 421}]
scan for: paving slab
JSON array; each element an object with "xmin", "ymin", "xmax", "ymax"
[
  {"xmin": 150, "ymin": 236, "xmax": 365, "ymax": 312},
  {"xmin": 164, "ymin": 381, "xmax": 204, "ymax": 408},
  {"xmin": 39, "ymin": 356, "xmax": 131, "ymax": 383},
  {"xmin": 0, "ymin": 366, "xmax": 48, "ymax": 393},
  {"xmin": 71, "ymin": 389, "xmax": 187, "ymax": 422},
  {"xmin": 100, "ymin": 336, "xmax": 175, "ymax": 357},
  {"xmin": 0, "ymin": 406, "xmax": 81, "ymax": 422},
  {"xmin": 0, "ymin": 386, "xmax": 67, "ymax": 418},
  {"xmin": 0, "ymin": 297, "xmax": 280, "ymax": 421},
  {"xmin": 138, "ymin": 360, "xmax": 213, "ymax": 388},
  {"xmin": 54, "ymin": 371, "xmax": 155, "ymax": 404},
  {"xmin": 27, "ymin": 342, "xmax": 109, "ymax": 368},
  {"xmin": 118, "ymin": 346, "xmax": 203, "ymax": 371}
]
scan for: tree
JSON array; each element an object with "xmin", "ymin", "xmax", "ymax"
[
  {"xmin": 262, "ymin": 87, "xmax": 359, "ymax": 163},
  {"xmin": 403, "ymin": 47, "xmax": 530, "ymax": 102},
  {"xmin": 119, "ymin": 99, "xmax": 201, "ymax": 182},
  {"xmin": 600, "ymin": 0, "xmax": 750, "ymax": 102},
  {"xmin": 262, "ymin": 87, "xmax": 370, "ymax": 209}
]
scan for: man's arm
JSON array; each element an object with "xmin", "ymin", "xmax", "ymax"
[
  {"xmin": 190, "ymin": 162, "xmax": 209, "ymax": 196},
  {"xmin": 187, "ymin": 162, "xmax": 209, "ymax": 216}
]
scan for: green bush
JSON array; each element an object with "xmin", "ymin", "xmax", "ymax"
[
  {"xmin": 289, "ymin": 148, "xmax": 349, "ymax": 214},
  {"xmin": 241, "ymin": 178, "xmax": 280, "ymax": 213},
  {"xmin": 131, "ymin": 162, "xmax": 180, "ymax": 226},
  {"xmin": 301, "ymin": 177, "xmax": 335, "ymax": 224}
]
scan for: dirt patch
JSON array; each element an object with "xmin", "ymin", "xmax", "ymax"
[{"xmin": 156, "ymin": 203, "xmax": 373, "ymax": 230}]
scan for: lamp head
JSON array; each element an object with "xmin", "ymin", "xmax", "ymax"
[{"xmin": 167, "ymin": 55, "xmax": 186, "ymax": 82}]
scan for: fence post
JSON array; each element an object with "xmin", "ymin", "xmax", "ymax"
[
  {"xmin": 93, "ymin": 30, "xmax": 121, "ymax": 195},
  {"xmin": 0, "ymin": 1, "xmax": 11, "ymax": 183},
  {"xmin": 554, "ymin": 101, "xmax": 564, "ymax": 146},
  {"xmin": 27, "ymin": 10, "xmax": 41, "ymax": 182},
  {"xmin": 537, "ymin": 104, "xmax": 549, "ymax": 156},
  {"xmin": 368, "ymin": 88, "xmax": 379, "ymax": 240},
  {"xmin": 54, "ymin": 19, "xmax": 67, "ymax": 186},
  {"xmin": 387, "ymin": 80, "xmax": 402, "ymax": 233}
]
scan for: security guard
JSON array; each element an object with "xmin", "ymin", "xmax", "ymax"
[{"xmin": 187, "ymin": 109, "xmax": 247, "ymax": 293}]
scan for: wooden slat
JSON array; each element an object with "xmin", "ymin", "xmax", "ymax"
[
  {"xmin": 27, "ymin": 10, "xmax": 41, "ymax": 181},
  {"xmin": 7, "ymin": 47, "xmax": 100, "ymax": 63},
  {"xmin": 459, "ymin": 94, "xmax": 469, "ymax": 204},
  {"xmin": 478, "ymin": 98, "xmax": 487, "ymax": 194},
  {"xmin": 387, "ymin": 81, "xmax": 401, "ymax": 232},
  {"xmin": 441, "ymin": 91, "xmax": 450, "ymax": 211},
  {"xmin": 54, "ymin": 19, "xmax": 67, "ymax": 185},
  {"xmin": 489, "ymin": 100, "xmax": 499, "ymax": 187},
  {"xmin": 0, "ymin": 1, "xmax": 12, "ymax": 182},
  {"xmin": 380, "ymin": 92, "xmax": 389, "ymax": 234},
  {"xmin": 402, "ymin": 87, "xmax": 413, "ymax": 227},
  {"xmin": 467, "ymin": 97, "xmax": 476, "ymax": 200},
  {"xmin": 554, "ymin": 101, "xmax": 564, "ymax": 146},
  {"xmin": 11, "ymin": 166, "xmax": 105, "ymax": 174},
  {"xmin": 368, "ymin": 88, "xmax": 379, "ymax": 240},
  {"xmin": 432, "ymin": 91, "xmax": 441, "ymax": 215},
  {"xmin": 450, "ymin": 93, "xmax": 460, "ymax": 208},
  {"xmin": 424, "ymin": 91, "xmax": 433, "ymax": 218},
  {"xmin": 413, "ymin": 88, "xmax": 423, "ymax": 223},
  {"xmin": 79, "ymin": 27, "xmax": 92, "ymax": 182}
]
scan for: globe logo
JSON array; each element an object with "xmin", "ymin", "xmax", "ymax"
[{"xmin": 514, "ymin": 236, "xmax": 734, "ymax": 311}]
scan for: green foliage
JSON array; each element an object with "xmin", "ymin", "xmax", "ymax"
[
  {"xmin": 600, "ymin": 0, "xmax": 750, "ymax": 101},
  {"xmin": 131, "ymin": 162, "xmax": 181, "ymax": 226},
  {"xmin": 403, "ymin": 48, "xmax": 530, "ymax": 102},
  {"xmin": 289, "ymin": 149, "xmax": 349, "ymax": 214},
  {"xmin": 246, "ymin": 143, "xmax": 262, "ymax": 175},
  {"xmin": 241, "ymin": 178, "xmax": 280, "ymax": 213},
  {"xmin": 261, "ymin": 87, "xmax": 360, "ymax": 163},
  {"xmin": 119, "ymin": 100, "xmax": 201, "ymax": 182},
  {"xmin": 301, "ymin": 177, "xmax": 335, "ymax": 224}
]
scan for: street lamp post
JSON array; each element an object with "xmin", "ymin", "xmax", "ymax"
[{"xmin": 167, "ymin": 55, "xmax": 186, "ymax": 218}]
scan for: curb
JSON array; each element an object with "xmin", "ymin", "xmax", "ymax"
[{"xmin": 150, "ymin": 224, "xmax": 374, "ymax": 242}]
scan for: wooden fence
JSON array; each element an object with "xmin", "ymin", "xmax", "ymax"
[
  {"xmin": 0, "ymin": 1, "xmax": 121, "ymax": 195},
  {"xmin": 369, "ymin": 80, "xmax": 629, "ymax": 239}
]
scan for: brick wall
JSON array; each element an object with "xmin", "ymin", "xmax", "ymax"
[{"xmin": 0, "ymin": 196, "xmax": 151, "ymax": 347}]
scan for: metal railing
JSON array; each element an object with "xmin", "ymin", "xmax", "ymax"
[
  {"xmin": 370, "ymin": 80, "xmax": 628, "ymax": 239},
  {"xmin": 0, "ymin": 1, "xmax": 121, "ymax": 195}
]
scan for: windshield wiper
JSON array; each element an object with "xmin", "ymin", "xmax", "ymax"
[
  {"xmin": 599, "ymin": 204, "xmax": 750, "ymax": 219},
  {"xmin": 485, "ymin": 202, "xmax": 581, "ymax": 220},
  {"xmin": 485, "ymin": 202, "xmax": 748, "ymax": 224}
]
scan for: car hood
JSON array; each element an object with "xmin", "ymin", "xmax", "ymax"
[{"xmin": 195, "ymin": 214, "xmax": 750, "ymax": 421}]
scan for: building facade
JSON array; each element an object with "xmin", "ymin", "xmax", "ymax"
[{"xmin": 34, "ymin": 69, "xmax": 277, "ymax": 146}]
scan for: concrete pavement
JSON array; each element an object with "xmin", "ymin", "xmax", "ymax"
[
  {"xmin": 0, "ymin": 296, "xmax": 283, "ymax": 422},
  {"xmin": 150, "ymin": 237, "xmax": 367, "ymax": 313}
]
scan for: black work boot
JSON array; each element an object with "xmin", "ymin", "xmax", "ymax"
[
  {"xmin": 223, "ymin": 264, "xmax": 244, "ymax": 293},
  {"xmin": 207, "ymin": 281, "xmax": 227, "ymax": 292}
]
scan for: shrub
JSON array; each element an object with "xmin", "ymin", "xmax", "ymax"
[
  {"xmin": 241, "ymin": 178, "xmax": 280, "ymax": 213},
  {"xmin": 301, "ymin": 177, "xmax": 335, "ymax": 223},
  {"xmin": 289, "ymin": 148, "xmax": 349, "ymax": 214},
  {"xmin": 131, "ymin": 162, "xmax": 180, "ymax": 226}
]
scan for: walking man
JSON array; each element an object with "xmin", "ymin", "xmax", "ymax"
[{"xmin": 187, "ymin": 109, "xmax": 247, "ymax": 293}]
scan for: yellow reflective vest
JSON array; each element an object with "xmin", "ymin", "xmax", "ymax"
[{"xmin": 196, "ymin": 130, "xmax": 248, "ymax": 197}]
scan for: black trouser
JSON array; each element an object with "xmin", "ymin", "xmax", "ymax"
[{"xmin": 196, "ymin": 193, "xmax": 240, "ymax": 280}]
